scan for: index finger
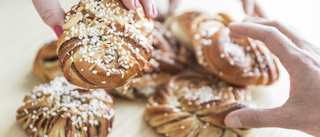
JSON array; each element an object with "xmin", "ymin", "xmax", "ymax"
[
  {"xmin": 122, "ymin": 0, "xmax": 157, "ymax": 18},
  {"xmin": 32, "ymin": 0, "xmax": 65, "ymax": 28},
  {"xmin": 229, "ymin": 22, "xmax": 302, "ymax": 71}
]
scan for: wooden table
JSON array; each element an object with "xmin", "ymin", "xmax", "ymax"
[{"xmin": 1, "ymin": 0, "xmax": 318, "ymax": 136}]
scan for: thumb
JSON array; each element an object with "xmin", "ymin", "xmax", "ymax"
[{"xmin": 224, "ymin": 107, "xmax": 285, "ymax": 128}]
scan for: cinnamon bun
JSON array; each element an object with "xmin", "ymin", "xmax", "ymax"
[
  {"xmin": 16, "ymin": 77, "xmax": 114, "ymax": 137},
  {"xmin": 145, "ymin": 72, "xmax": 252, "ymax": 137},
  {"xmin": 167, "ymin": 12, "xmax": 279, "ymax": 86},
  {"xmin": 57, "ymin": 0, "xmax": 154, "ymax": 89}
]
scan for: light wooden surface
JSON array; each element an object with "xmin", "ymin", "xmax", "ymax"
[{"xmin": 0, "ymin": 0, "xmax": 319, "ymax": 137}]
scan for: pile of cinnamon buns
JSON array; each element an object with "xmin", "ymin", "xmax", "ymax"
[{"xmin": 17, "ymin": 0, "xmax": 279, "ymax": 136}]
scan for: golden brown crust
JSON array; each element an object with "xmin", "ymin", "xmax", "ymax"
[
  {"xmin": 167, "ymin": 12, "xmax": 279, "ymax": 86},
  {"xmin": 165, "ymin": 12, "xmax": 202, "ymax": 50},
  {"xmin": 145, "ymin": 72, "xmax": 252, "ymax": 137},
  {"xmin": 150, "ymin": 21, "xmax": 188, "ymax": 73},
  {"xmin": 16, "ymin": 77, "xmax": 114, "ymax": 137},
  {"xmin": 33, "ymin": 40, "xmax": 63, "ymax": 82},
  {"xmin": 192, "ymin": 14, "xmax": 279, "ymax": 86},
  {"xmin": 108, "ymin": 21, "xmax": 189, "ymax": 99},
  {"xmin": 58, "ymin": 0, "xmax": 154, "ymax": 89}
]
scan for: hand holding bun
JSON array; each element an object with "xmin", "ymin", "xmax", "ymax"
[
  {"xmin": 167, "ymin": 12, "xmax": 279, "ymax": 86},
  {"xmin": 57, "ymin": 0, "xmax": 154, "ymax": 89},
  {"xmin": 145, "ymin": 72, "xmax": 252, "ymax": 137},
  {"xmin": 16, "ymin": 77, "xmax": 114, "ymax": 137},
  {"xmin": 192, "ymin": 13, "xmax": 279, "ymax": 86}
]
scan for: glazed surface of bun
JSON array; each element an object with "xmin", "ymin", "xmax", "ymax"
[
  {"xmin": 145, "ymin": 72, "xmax": 252, "ymax": 137},
  {"xmin": 33, "ymin": 40, "xmax": 63, "ymax": 82},
  {"xmin": 16, "ymin": 77, "xmax": 114, "ymax": 137},
  {"xmin": 167, "ymin": 12, "xmax": 279, "ymax": 86},
  {"xmin": 58, "ymin": 0, "xmax": 154, "ymax": 89}
]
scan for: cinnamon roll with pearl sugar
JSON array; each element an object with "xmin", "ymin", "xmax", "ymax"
[
  {"xmin": 108, "ymin": 21, "xmax": 188, "ymax": 99},
  {"xmin": 57, "ymin": 0, "xmax": 154, "ymax": 89},
  {"xmin": 145, "ymin": 72, "xmax": 252, "ymax": 137},
  {"xmin": 167, "ymin": 12, "xmax": 279, "ymax": 86},
  {"xmin": 16, "ymin": 77, "xmax": 114, "ymax": 137}
]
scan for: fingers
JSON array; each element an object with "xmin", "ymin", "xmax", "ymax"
[
  {"xmin": 224, "ymin": 107, "xmax": 287, "ymax": 128},
  {"xmin": 229, "ymin": 22, "xmax": 302, "ymax": 71},
  {"xmin": 241, "ymin": 0, "xmax": 255, "ymax": 16},
  {"xmin": 168, "ymin": 0, "xmax": 180, "ymax": 15},
  {"xmin": 241, "ymin": 0, "xmax": 267, "ymax": 18},
  {"xmin": 122, "ymin": 0, "xmax": 140, "ymax": 10},
  {"xmin": 32, "ymin": 0, "xmax": 65, "ymax": 28},
  {"xmin": 253, "ymin": 2, "xmax": 267, "ymax": 18},
  {"xmin": 244, "ymin": 18, "xmax": 307, "ymax": 48},
  {"xmin": 140, "ymin": 0, "xmax": 157, "ymax": 18},
  {"xmin": 122, "ymin": 0, "xmax": 157, "ymax": 18}
]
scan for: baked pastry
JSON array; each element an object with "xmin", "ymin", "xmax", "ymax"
[
  {"xmin": 145, "ymin": 72, "xmax": 252, "ymax": 137},
  {"xmin": 16, "ymin": 77, "xmax": 114, "ymax": 137},
  {"xmin": 33, "ymin": 40, "xmax": 63, "ymax": 82},
  {"xmin": 192, "ymin": 13, "xmax": 279, "ymax": 86},
  {"xmin": 109, "ymin": 21, "xmax": 188, "ymax": 99},
  {"xmin": 109, "ymin": 72, "xmax": 171, "ymax": 99},
  {"xmin": 165, "ymin": 11, "xmax": 202, "ymax": 50},
  {"xmin": 150, "ymin": 21, "xmax": 188, "ymax": 73},
  {"xmin": 57, "ymin": 0, "xmax": 154, "ymax": 89},
  {"xmin": 167, "ymin": 12, "xmax": 279, "ymax": 86}
]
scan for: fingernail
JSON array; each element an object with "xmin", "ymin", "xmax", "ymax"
[
  {"xmin": 152, "ymin": 4, "xmax": 158, "ymax": 16},
  {"xmin": 54, "ymin": 25, "xmax": 63, "ymax": 38},
  {"xmin": 134, "ymin": 0, "xmax": 140, "ymax": 8},
  {"xmin": 225, "ymin": 116, "xmax": 242, "ymax": 128}
]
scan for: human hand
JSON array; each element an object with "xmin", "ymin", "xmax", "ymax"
[
  {"xmin": 241, "ymin": 0, "xmax": 267, "ymax": 18},
  {"xmin": 224, "ymin": 18, "xmax": 320, "ymax": 136},
  {"xmin": 32, "ymin": 0, "xmax": 157, "ymax": 38}
]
